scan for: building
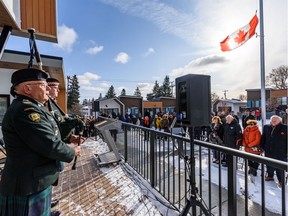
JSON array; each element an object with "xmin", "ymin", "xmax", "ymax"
[
  {"xmin": 246, "ymin": 88, "xmax": 288, "ymax": 111},
  {"xmin": 213, "ymin": 99, "xmax": 247, "ymax": 115},
  {"xmin": 93, "ymin": 96, "xmax": 177, "ymax": 119},
  {"xmin": 143, "ymin": 97, "xmax": 176, "ymax": 117}
]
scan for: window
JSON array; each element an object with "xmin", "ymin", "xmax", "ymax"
[
  {"xmin": 281, "ymin": 97, "xmax": 287, "ymax": 105},
  {"xmin": 0, "ymin": 95, "xmax": 10, "ymax": 125}
]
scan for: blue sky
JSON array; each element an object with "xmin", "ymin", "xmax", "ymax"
[{"xmin": 5, "ymin": 0, "xmax": 287, "ymax": 102}]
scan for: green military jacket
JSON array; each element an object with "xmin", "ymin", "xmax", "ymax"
[{"xmin": 0, "ymin": 95, "xmax": 75, "ymax": 196}]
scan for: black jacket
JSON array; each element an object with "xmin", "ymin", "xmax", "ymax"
[
  {"xmin": 210, "ymin": 123, "xmax": 224, "ymax": 143},
  {"xmin": 223, "ymin": 119, "xmax": 242, "ymax": 149},
  {"xmin": 0, "ymin": 95, "xmax": 75, "ymax": 196},
  {"xmin": 261, "ymin": 123, "xmax": 287, "ymax": 160}
]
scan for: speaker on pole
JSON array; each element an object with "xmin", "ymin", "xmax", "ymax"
[
  {"xmin": 93, "ymin": 100, "xmax": 100, "ymax": 112},
  {"xmin": 176, "ymin": 74, "xmax": 211, "ymax": 127}
]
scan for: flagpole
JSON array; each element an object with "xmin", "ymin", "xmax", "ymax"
[{"xmin": 259, "ymin": 0, "xmax": 266, "ymax": 127}]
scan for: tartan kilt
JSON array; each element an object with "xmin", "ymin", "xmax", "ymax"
[{"xmin": 0, "ymin": 186, "xmax": 52, "ymax": 216}]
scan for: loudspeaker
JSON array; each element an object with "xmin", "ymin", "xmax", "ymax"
[
  {"xmin": 176, "ymin": 74, "xmax": 211, "ymax": 126},
  {"xmin": 93, "ymin": 100, "xmax": 100, "ymax": 112}
]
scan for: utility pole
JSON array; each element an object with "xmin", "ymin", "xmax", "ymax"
[{"xmin": 223, "ymin": 90, "xmax": 228, "ymax": 99}]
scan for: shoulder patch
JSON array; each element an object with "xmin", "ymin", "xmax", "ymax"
[
  {"xmin": 28, "ymin": 113, "xmax": 41, "ymax": 123},
  {"xmin": 23, "ymin": 101, "xmax": 32, "ymax": 104}
]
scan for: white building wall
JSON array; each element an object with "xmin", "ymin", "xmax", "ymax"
[
  {"xmin": 99, "ymin": 99, "xmax": 121, "ymax": 113},
  {"xmin": 0, "ymin": 69, "xmax": 14, "ymax": 102},
  {"xmin": 0, "ymin": 69, "xmax": 15, "ymax": 138}
]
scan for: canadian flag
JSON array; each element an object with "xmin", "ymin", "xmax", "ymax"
[{"xmin": 220, "ymin": 15, "xmax": 259, "ymax": 52}]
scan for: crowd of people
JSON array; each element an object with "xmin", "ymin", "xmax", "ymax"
[
  {"xmin": 107, "ymin": 108, "xmax": 287, "ymax": 188},
  {"xmin": 205, "ymin": 109, "xmax": 287, "ymax": 188}
]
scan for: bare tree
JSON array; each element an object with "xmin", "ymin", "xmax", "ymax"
[
  {"xmin": 266, "ymin": 65, "xmax": 288, "ymax": 89},
  {"xmin": 211, "ymin": 92, "xmax": 219, "ymax": 105}
]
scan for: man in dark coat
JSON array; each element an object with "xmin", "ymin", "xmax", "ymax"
[
  {"xmin": 223, "ymin": 115, "xmax": 243, "ymax": 149},
  {"xmin": 261, "ymin": 115, "xmax": 287, "ymax": 186},
  {"xmin": 0, "ymin": 68, "xmax": 81, "ymax": 216}
]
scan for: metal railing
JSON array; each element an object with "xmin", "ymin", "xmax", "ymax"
[{"xmin": 97, "ymin": 117, "xmax": 287, "ymax": 216}]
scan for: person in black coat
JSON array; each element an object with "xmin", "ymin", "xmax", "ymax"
[
  {"xmin": 223, "ymin": 115, "xmax": 243, "ymax": 149},
  {"xmin": 261, "ymin": 115, "xmax": 287, "ymax": 186},
  {"xmin": 210, "ymin": 116, "xmax": 224, "ymax": 163}
]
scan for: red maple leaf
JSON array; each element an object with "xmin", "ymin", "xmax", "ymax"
[{"xmin": 234, "ymin": 30, "xmax": 247, "ymax": 44}]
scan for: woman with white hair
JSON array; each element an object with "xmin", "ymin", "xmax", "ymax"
[{"xmin": 261, "ymin": 115, "xmax": 287, "ymax": 187}]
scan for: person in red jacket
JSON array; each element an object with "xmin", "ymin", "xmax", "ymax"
[{"xmin": 242, "ymin": 119, "xmax": 262, "ymax": 176}]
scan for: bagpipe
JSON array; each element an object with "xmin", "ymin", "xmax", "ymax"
[{"xmin": 47, "ymin": 97, "xmax": 84, "ymax": 143}]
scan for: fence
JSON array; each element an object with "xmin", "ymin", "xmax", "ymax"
[{"xmin": 97, "ymin": 117, "xmax": 287, "ymax": 216}]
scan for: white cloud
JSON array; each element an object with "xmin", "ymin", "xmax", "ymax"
[
  {"xmin": 98, "ymin": 0, "xmax": 196, "ymax": 45},
  {"xmin": 143, "ymin": 47, "xmax": 155, "ymax": 57},
  {"xmin": 77, "ymin": 72, "xmax": 101, "ymax": 86},
  {"xmin": 114, "ymin": 52, "xmax": 130, "ymax": 64},
  {"xmin": 53, "ymin": 24, "xmax": 78, "ymax": 53},
  {"xmin": 169, "ymin": 55, "xmax": 229, "ymax": 78},
  {"xmin": 85, "ymin": 46, "xmax": 104, "ymax": 55},
  {"xmin": 136, "ymin": 82, "xmax": 154, "ymax": 99}
]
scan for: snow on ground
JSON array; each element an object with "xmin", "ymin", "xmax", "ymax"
[
  {"xmin": 167, "ymin": 153, "xmax": 287, "ymax": 215},
  {"xmin": 82, "ymin": 137, "xmax": 178, "ymax": 216}
]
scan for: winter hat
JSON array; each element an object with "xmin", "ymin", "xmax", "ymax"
[{"xmin": 246, "ymin": 119, "xmax": 257, "ymax": 125}]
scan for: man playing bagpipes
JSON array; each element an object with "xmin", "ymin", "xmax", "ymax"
[{"xmin": 46, "ymin": 78, "xmax": 85, "ymax": 144}]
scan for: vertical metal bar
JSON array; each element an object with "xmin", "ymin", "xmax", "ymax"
[
  {"xmin": 168, "ymin": 137, "xmax": 170, "ymax": 202},
  {"xmin": 124, "ymin": 125, "xmax": 128, "ymax": 162},
  {"xmin": 173, "ymin": 138, "xmax": 175, "ymax": 206},
  {"xmin": 219, "ymin": 151, "xmax": 222, "ymax": 216},
  {"xmin": 0, "ymin": 25, "xmax": 12, "ymax": 59},
  {"xmin": 227, "ymin": 154, "xmax": 237, "ymax": 216},
  {"xmin": 163, "ymin": 138, "xmax": 165, "ymax": 196},
  {"xmin": 189, "ymin": 127, "xmax": 197, "ymax": 216},
  {"xmin": 150, "ymin": 131, "xmax": 155, "ymax": 187},
  {"xmin": 208, "ymin": 148, "xmax": 211, "ymax": 213},
  {"xmin": 141, "ymin": 129, "xmax": 143, "ymax": 177},
  {"xmin": 158, "ymin": 133, "xmax": 161, "ymax": 191},
  {"xmin": 199, "ymin": 145, "xmax": 203, "ymax": 215},
  {"xmin": 261, "ymin": 163, "xmax": 265, "ymax": 216},
  {"xmin": 178, "ymin": 139, "xmax": 181, "ymax": 210},
  {"xmin": 184, "ymin": 139, "xmax": 187, "ymax": 209},
  {"xmin": 245, "ymin": 159, "xmax": 248, "ymax": 216},
  {"xmin": 281, "ymin": 170, "xmax": 286, "ymax": 216}
]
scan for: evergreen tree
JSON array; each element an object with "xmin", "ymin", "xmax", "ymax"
[
  {"xmin": 105, "ymin": 85, "xmax": 116, "ymax": 98},
  {"xmin": 67, "ymin": 75, "xmax": 80, "ymax": 110},
  {"xmin": 153, "ymin": 81, "xmax": 161, "ymax": 98},
  {"xmin": 146, "ymin": 80, "xmax": 163, "ymax": 100},
  {"xmin": 121, "ymin": 88, "xmax": 126, "ymax": 96},
  {"xmin": 161, "ymin": 75, "xmax": 173, "ymax": 97},
  {"xmin": 82, "ymin": 99, "xmax": 88, "ymax": 105},
  {"xmin": 134, "ymin": 87, "xmax": 141, "ymax": 97}
]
